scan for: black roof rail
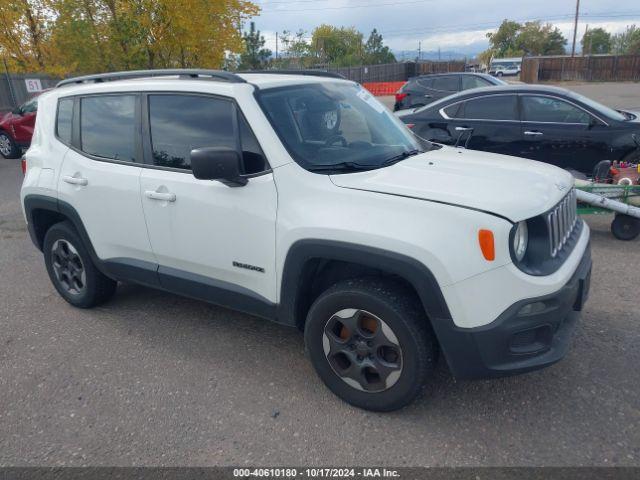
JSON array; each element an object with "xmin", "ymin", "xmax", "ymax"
[
  {"xmin": 239, "ymin": 69, "xmax": 346, "ymax": 79},
  {"xmin": 56, "ymin": 69, "xmax": 247, "ymax": 88}
]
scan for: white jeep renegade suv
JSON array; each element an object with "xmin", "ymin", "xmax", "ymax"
[{"xmin": 21, "ymin": 69, "xmax": 591, "ymax": 411}]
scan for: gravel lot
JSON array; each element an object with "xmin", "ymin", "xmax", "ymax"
[{"xmin": 1, "ymin": 82, "xmax": 640, "ymax": 467}]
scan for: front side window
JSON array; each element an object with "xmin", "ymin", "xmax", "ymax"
[
  {"xmin": 522, "ymin": 96, "xmax": 591, "ymax": 124},
  {"xmin": 463, "ymin": 95, "xmax": 518, "ymax": 120},
  {"xmin": 258, "ymin": 83, "xmax": 427, "ymax": 173},
  {"xmin": 81, "ymin": 95, "xmax": 137, "ymax": 162},
  {"xmin": 56, "ymin": 98, "xmax": 73, "ymax": 145},
  {"xmin": 148, "ymin": 94, "xmax": 235, "ymax": 170}
]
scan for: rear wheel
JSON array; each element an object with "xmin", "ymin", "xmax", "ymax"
[
  {"xmin": 43, "ymin": 221, "xmax": 117, "ymax": 308},
  {"xmin": 305, "ymin": 278, "xmax": 437, "ymax": 411},
  {"xmin": 0, "ymin": 131, "xmax": 19, "ymax": 159},
  {"xmin": 611, "ymin": 214, "xmax": 640, "ymax": 241}
]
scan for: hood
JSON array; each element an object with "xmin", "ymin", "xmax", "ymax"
[{"xmin": 329, "ymin": 147, "xmax": 573, "ymax": 222}]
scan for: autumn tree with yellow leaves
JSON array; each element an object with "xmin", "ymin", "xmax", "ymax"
[{"xmin": 0, "ymin": 0, "xmax": 259, "ymax": 76}]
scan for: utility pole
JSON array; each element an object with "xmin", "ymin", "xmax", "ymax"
[
  {"xmin": 2, "ymin": 57, "xmax": 17, "ymax": 109},
  {"xmin": 417, "ymin": 41, "xmax": 421, "ymax": 62},
  {"xmin": 571, "ymin": 0, "xmax": 580, "ymax": 57},
  {"xmin": 583, "ymin": 24, "xmax": 589, "ymax": 55},
  {"xmin": 275, "ymin": 32, "xmax": 278, "ymax": 60}
]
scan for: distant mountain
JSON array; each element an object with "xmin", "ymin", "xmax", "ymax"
[{"xmin": 392, "ymin": 42, "xmax": 487, "ymax": 62}]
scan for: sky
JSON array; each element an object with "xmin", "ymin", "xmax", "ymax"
[{"xmin": 250, "ymin": 0, "xmax": 640, "ymax": 57}]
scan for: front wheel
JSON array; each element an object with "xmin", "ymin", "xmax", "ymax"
[
  {"xmin": 0, "ymin": 131, "xmax": 19, "ymax": 159},
  {"xmin": 304, "ymin": 278, "xmax": 437, "ymax": 411},
  {"xmin": 611, "ymin": 214, "xmax": 640, "ymax": 241}
]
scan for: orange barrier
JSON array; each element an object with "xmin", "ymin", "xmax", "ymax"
[{"xmin": 362, "ymin": 81, "xmax": 406, "ymax": 96}]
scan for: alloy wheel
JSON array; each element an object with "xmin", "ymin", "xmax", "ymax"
[
  {"xmin": 0, "ymin": 133, "xmax": 12, "ymax": 157},
  {"xmin": 51, "ymin": 239, "xmax": 87, "ymax": 295},
  {"xmin": 322, "ymin": 309, "xmax": 403, "ymax": 392}
]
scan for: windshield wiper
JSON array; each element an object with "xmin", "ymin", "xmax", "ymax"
[
  {"xmin": 380, "ymin": 149, "xmax": 422, "ymax": 167},
  {"xmin": 307, "ymin": 162, "xmax": 378, "ymax": 173}
]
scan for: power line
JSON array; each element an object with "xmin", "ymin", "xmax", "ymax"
[{"xmin": 258, "ymin": 0, "xmax": 435, "ymax": 13}]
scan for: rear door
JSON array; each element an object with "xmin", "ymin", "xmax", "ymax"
[
  {"xmin": 443, "ymin": 94, "xmax": 522, "ymax": 155},
  {"xmin": 57, "ymin": 93, "xmax": 157, "ymax": 271},
  {"xmin": 520, "ymin": 94, "xmax": 610, "ymax": 172}
]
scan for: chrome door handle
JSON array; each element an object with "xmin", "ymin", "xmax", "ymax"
[
  {"xmin": 455, "ymin": 126, "xmax": 473, "ymax": 132},
  {"xmin": 145, "ymin": 190, "xmax": 176, "ymax": 202},
  {"xmin": 424, "ymin": 94, "xmax": 432, "ymax": 98},
  {"xmin": 524, "ymin": 130, "xmax": 544, "ymax": 136},
  {"xmin": 63, "ymin": 175, "xmax": 88, "ymax": 186}
]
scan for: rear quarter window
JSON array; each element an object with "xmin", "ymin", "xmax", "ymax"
[{"xmin": 56, "ymin": 98, "xmax": 73, "ymax": 145}]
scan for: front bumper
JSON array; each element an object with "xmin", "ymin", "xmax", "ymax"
[{"xmin": 434, "ymin": 242, "xmax": 592, "ymax": 379}]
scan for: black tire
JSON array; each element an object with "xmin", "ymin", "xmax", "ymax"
[
  {"xmin": 611, "ymin": 214, "xmax": 640, "ymax": 241},
  {"xmin": 0, "ymin": 131, "xmax": 19, "ymax": 159},
  {"xmin": 304, "ymin": 278, "xmax": 437, "ymax": 412},
  {"xmin": 43, "ymin": 221, "xmax": 117, "ymax": 308}
]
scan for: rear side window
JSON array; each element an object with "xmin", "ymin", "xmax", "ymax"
[
  {"xmin": 463, "ymin": 95, "xmax": 518, "ymax": 120},
  {"xmin": 56, "ymin": 98, "xmax": 73, "ymax": 145},
  {"xmin": 432, "ymin": 76, "xmax": 458, "ymax": 92},
  {"xmin": 461, "ymin": 76, "xmax": 491, "ymax": 90},
  {"xmin": 442, "ymin": 102, "xmax": 463, "ymax": 118},
  {"xmin": 81, "ymin": 95, "xmax": 137, "ymax": 162}
]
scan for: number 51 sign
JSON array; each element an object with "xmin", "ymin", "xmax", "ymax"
[{"xmin": 25, "ymin": 78, "xmax": 43, "ymax": 93}]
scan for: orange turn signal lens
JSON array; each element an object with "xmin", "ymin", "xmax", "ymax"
[{"xmin": 478, "ymin": 229, "xmax": 495, "ymax": 261}]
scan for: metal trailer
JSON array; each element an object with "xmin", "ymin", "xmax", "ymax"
[{"xmin": 575, "ymin": 184, "xmax": 640, "ymax": 240}]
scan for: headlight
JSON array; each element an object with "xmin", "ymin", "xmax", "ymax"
[{"xmin": 512, "ymin": 221, "xmax": 528, "ymax": 262}]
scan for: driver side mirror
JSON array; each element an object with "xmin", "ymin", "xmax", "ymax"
[{"xmin": 190, "ymin": 147, "xmax": 247, "ymax": 187}]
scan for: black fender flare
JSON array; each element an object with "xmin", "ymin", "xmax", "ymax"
[
  {"xmin": 23, "ymin": 194, "xmax": 109, "ymax": 278},
  {"xmin": 277, "ymin": 239, "xmax": 453, "ymax": 326}
]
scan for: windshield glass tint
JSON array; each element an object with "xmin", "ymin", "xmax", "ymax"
[
  {"xmin": 568, "ymin": 91, "xmax": 626, "ymax": 121},
  {"xmin": 258, "ymin": 82, "xmax": 424, "ymax": 171}
]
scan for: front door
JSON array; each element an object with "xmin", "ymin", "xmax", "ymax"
[
  {"xmin": 138, "ymin": 93, "xmax": 277, "ymax": 308},
  {"xmin": 520, "ymin": 95, "xmax": 610, "ymax": 173}
]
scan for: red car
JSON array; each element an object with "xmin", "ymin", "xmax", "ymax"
[{"xmin": 0, "ymin": 93, "xmax": 42, "ymax": 159}]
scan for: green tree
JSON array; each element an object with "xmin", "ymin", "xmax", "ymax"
[
  {"xmin": 363, "ymin": 28, "xmax": 395, "ymax": 64},
  {"xmin": 581, "ymin": 27, "xmax": 612, "ymax": 54},
  {"xmin": 311, "ymin": 25, "xmax": 363, "ymax": 67},
  {"xmin": 612, "ymin": 25, "xmax": 640, "ymax": 54},
  {"xmin": 486, "ymin": 19, "xmax": 521, "ymax": 57},
  {"xmin": 481, "ymin": 19, "xmax": 567, "ymax": 62},
  {"xmin": 239, "ymin": 21, "xmax": 272, "ymax": 70},
  {"xmin": 516, "ymin": 21, "xmax": 566, "ymax": 55},
  {"xmin": 275, "ymin": 29, "xmax": 313, "ymax": 68}
]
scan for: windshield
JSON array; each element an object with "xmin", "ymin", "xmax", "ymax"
[
  {"xmin": 568, "ymin": 91, "xmax": 627, "ymax": 121},
  {"xmin": 258, "ymin": 82, "xmax": 429, "ymax": 172}
]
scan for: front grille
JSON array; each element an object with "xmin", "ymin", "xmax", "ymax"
[{"xmin": 545, "ymin": 188, "xmax": 578, "ymax": 258}]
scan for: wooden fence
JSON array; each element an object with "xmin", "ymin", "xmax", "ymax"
[
  {"xmin": 325, "ymin": 61, "xmax": 466, "ymax": 83},
  {"xmin": 522, "ymin": 55, "xmax": 640, "ymax": 83}
]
